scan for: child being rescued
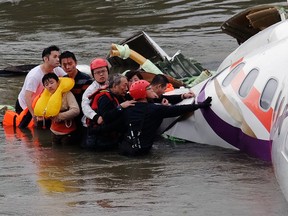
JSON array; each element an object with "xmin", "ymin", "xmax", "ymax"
[{"xmin": 37, "ymin": 73, "xmax": 80, "ymax": 146}]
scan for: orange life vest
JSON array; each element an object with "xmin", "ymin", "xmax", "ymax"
[
  {"xmin": 50, "ymin": 120, "xmax": 76, "ymax": 134},
  {"xmin": 2, "ymin": 95, "xmax": 40, "ymax": 127},
  {"xmin": 2, "ymin": 108, "xmax": 34, "ymax": 127},
  {"xmin": 165, "ymin": 83, "xmax": 175, "ymax": 92},
  {"xmin": 87, "ymin": 88, "xmax": 119, "ymax": 127}
]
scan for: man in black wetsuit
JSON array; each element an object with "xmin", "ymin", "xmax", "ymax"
[{"xmin": 119, "ymin": 80, "xmax": 212, "ymax": 156}]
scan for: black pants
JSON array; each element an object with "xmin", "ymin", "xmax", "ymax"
[
  {"xmin": 14, "ymin": 99, "xmax": 51, "ymax": 129},
  {"xmin": 118, "ymin": 139, "xmax": 152, "ymax": 156},
  {"xmin": 15, "ymin": 99, "xmax": 32, "ymax": 128},
  {"xmin": 52, "ymin": 132, "xmax": 76, "ymax": 146},
  {"xmin": 82, "ymin": 126, "xmax": 120, "ymax": 151}
]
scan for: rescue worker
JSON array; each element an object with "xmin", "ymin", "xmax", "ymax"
[
  {"xmin": 60, "ymin": 51, "xmax": 92, "ymax": 144},
  {"xmin": 119, "ymin": 80, "xmax": 212, "ymax": 156},
  {"xmin": 60, "ymin": 51, "xmax": 92, "ymax": 109},
  {"xmin": 81, "ymin": 58, "xmax": 109, "ymax": 127},
  {"xmin": 16, "ymin": 45, "xmax": 66, "ymax": 128},
  {"xmin": 81, "ymin": 57, "xmax": 109, "ymax": 146},
  {"xmin": 83, "ymin": 74, "xmax": 135, "ymax": 150},
  {"xmin": 151, "ymin": 74, "xmax": 195, "ymax": 105}
]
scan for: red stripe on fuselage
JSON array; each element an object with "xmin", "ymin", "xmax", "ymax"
[{"xmin": 229, "ymin": 65, "xmax": 272, "ymax": 132}]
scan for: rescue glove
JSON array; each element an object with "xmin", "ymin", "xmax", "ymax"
[{"xmin": 196, "ymin": 96, "xmax": 212, "ymax": 108}]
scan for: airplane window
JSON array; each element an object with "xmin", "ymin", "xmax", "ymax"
[
  {"xmin": 239, "ymin": 69, "xmax": 259, "ymax": 97},
  {"xmin": 222, "ymin": 63, "xmax": 245, "ymax": 87},
  {"xmin": 260, "ymin": 78, "xmax": 278, "ymax": 110}
]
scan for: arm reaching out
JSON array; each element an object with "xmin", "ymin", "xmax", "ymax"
[{"xmin": 196, "ymin": 97, "xmax": 212, "ymax": 108}]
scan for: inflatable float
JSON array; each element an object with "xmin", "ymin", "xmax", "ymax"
[
  {"xmin": 34, "ymin": 77, "xmax": 74, "ymax": 118},
  {"xmin": 2, "ymin": 77, "xmax": 74, "ymax": 127}
]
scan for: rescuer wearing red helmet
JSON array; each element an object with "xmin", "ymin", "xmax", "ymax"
[
  {"xmin": 81, "ymin": 57, "xmax": 110, "ymax": 146},
  {"xmin": 129, "ymin": 80, "xmax": 157, "ymax": 100},
  {"xmin": 119, "ymin": 80, "xmax": 212, "ymax": 156},
  {"xmin": 82, "ymin": 58, "xmax": 109, "ymax": 124},
  {"xmin": 89, "ymin": 58, "xmax": 109, "ymax": 84}
]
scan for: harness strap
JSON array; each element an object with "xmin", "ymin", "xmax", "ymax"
[{"xmin": 87, "ymin": 89, "xmax": 119, "ymax": 127}]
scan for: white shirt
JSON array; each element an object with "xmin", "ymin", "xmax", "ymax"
[
  {"xmin": 81, "ymin": 81, "xmax": 106, "ymax": 127},
  {"xmin": 18, "ymin": 65, "xmax": 66, "ymax": 109}
]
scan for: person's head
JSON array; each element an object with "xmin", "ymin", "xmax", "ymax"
[
  {"xmin": 42, "ymin": 73, "xmax": 59, "ymax": 94},
  {"xmin": 150, "ymin": 74, "xmax": 169, "ymax": 96},
  {"xmin": 108, "ymin": 74, "xmax": 128, "ymax": 97},
  {"xmin": 90, "ymin": 58, "xmax": 109, "ymax": 85},
  {"xmin": 59, "ymin": 51, "xmax": 78, "ymax": 78},
  {"xmin": 125, "ymin": 70, "xmax": 143, "ymax": 88},
  {"xmin": 129, "ymin": 80, "xmax": 158, "ymax": 100},
  {"xmin": 41, "ymin": 45, "xmax": 61, "ymax": 68}
]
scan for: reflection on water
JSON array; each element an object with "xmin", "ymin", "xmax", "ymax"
[
  {"xmin": 1, "ymin": 0, "xmax": 288, "ymax": 215},
  {"xmin": 1, "ymin": 125, "xmax": 287, "ymax": 215}
]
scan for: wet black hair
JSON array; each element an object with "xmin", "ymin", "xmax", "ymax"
[
  {"xmin": 150, "ymin": 74, "xmax": 169, "ymax": 88},
  {"xmin": 42, "ymin": 73, "xmax": 59, "ymax": 85},
  {"xmin": 125, "ymin": 70, "xmax": 143, "ymax": 81},
  {"xmin": 41, "ymin": 45, "xmax": 60, "ymax": 59},
  {"xmin": 59, "ymin": 51, "xmax": 77, "ymax": 64}
]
